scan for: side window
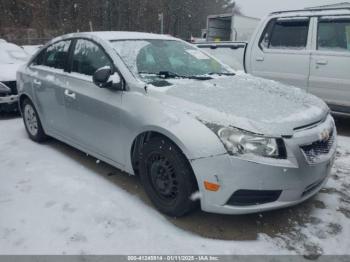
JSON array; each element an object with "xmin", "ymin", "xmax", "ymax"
[
  {"xmin": 72, "ymin": 39, "xmax": 113, "ymax": 76},
  {"xmin": 259, "ymin": 18, "xmax": 310, "ymax": 50},
  {"xmin": 318, "ymin": 18, "xmax": 350, "ymax": 52},
  {"xmin": 259, "ymin": 19, "xmax": 276, "ymax": 49},
  {"xmin": 33, "ymin": 40, "xmax": 71, "ymax": 69}
]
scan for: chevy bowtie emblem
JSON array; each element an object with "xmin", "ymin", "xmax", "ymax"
[{"xmin": 320, "ymin": 129, "xmax": 330, "ymax": 142}]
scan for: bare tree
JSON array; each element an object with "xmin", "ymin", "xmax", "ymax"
[{"xmin": 0, "ymin": 0, "xmax": 243, "ymax": 43}]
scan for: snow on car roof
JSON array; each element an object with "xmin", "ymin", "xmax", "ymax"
[
  {"xmin": 55, "ymin": 31, "xmax": 176, "ymax": 42},
  {"xmin": 88, "ymin": 31, "xmax": 175, "ymax": 41}
]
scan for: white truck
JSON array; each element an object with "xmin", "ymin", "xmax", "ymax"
[
  {"xmin": 206, "ymin": 12, "xmax": 260, "ymax": 42},
  {"xmin": 197, "ymin": 6, "xmax": 350, "ymax": 115}
]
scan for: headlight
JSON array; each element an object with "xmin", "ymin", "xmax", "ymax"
[
  {"xmin": 0, "ymin": 83, "xmax": 11, "ymax": 94},
  {"xmin": 208, "ymin": 124, "xmax": 286, "ymax": 159}
]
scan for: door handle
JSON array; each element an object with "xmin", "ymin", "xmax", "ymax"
[
  {"xmin": 316, "ymin": 60, "xmax": 328, "ymax": 65},
  {"xmin": 33, "ymin": 79, "xmax": 42, "ymax": 86},
  {"xmin": 64, "ymin": 89, "xmax": 76, "ymax": 100},
  {"xmin": 256, "ymin": 57, "xmax": 264, "ymax": 62}
]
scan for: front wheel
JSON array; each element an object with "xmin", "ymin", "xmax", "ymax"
[
  {"xmin": 22, "ymin": 99, "xmax": 48, "ymax": 143},
  {"xmin": 138, "ymin": 136, "xmax": 199, "ymax": 217}
]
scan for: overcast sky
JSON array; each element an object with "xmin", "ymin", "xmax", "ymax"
[{"xmin": 235, "ymin": 0, "xmax": 347, "ymax": 18}]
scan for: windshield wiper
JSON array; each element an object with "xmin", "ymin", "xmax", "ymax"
[
  {"xmin": 184, "ymin": 72, "xmax": 235, "ymax": 80},
  {"xmin": 207, "ymin": 72, "xmax": 236, "ymax": 76},
  {"xmin": 159, "ymin": 71, "xmax": 183, "ymax": 79},
  {"xmin": 157, "ymin": 71, "xmax": 216, "ymax": 80},
  {"xmin": 139, "ymin": 71, "xmax": 213, "ymax": 80},
  {"xmin": 139, "ymin": 71, "xmax": 183, "ymax": 79}
]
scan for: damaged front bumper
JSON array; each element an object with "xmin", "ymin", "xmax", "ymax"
[
  {"xmin": 0, "ymin": 95, "xmax": 19, "ymax": 112},
  {"xmin": 190, "ymin": 115, "xmax": 337, "ymax": 215},
  {"xmin": 0, "ymin": 94, "xmax": 18, "ymax": 104},
  {"xmin": 0, "ymin": 81, "xmax": 19, "ymax": 112}
]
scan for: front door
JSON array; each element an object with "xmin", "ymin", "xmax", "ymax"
[
  {"xmin": 250, "ymin": 17, "xmax": 312, "ymax": 89},
  {"xmin": 63, "ymin": 39, "xmax": 124, "ymax": 165}
]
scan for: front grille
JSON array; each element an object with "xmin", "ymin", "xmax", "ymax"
[
  {"xmin": 300, "ymin": 131, "xmax": 335, "ymax": 164},
  {"xmin": 1, "ymin": 81, "xmax": 18, "ymax": 95}
]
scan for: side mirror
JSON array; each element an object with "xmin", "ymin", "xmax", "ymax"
[{"xmin": 93, "ymin": 67, "xmax": 123, "ymax": 91}]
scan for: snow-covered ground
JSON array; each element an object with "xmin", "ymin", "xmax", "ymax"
[{"xmin": 0, "ymin": 117, "xmax": 349, "ymax": 256}]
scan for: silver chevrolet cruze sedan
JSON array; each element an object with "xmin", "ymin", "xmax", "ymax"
[{"xmin": 17, "ymin": 32, "xmax": 337, "ymax": 217}]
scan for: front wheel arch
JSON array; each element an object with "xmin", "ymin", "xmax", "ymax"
[
  {"xmin": 130, "ymin": 131, "xmax": 197, "ymax": 182},
  {"xmin": 134, "ymin": 133, "xmax": 200, "ymax": 216}
]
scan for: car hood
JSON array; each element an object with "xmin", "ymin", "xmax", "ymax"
[
  {"xmin": 150, "ymin": 73, "xmax": 329, "ymax": 137},
  {"xmin": 0, "ymin": 63, "xmax": 23, "ymax": 82}
]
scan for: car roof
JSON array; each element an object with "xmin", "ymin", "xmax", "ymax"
[
  {"xmin": 269, "ymin": 7, "xmax": 350, "ymax": 18},
  {"xmin": 56, "ymin": 31, "xmax": 176, "ymax": 42}
]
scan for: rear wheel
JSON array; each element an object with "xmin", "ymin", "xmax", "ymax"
[
  {"xmin": 22, "ymin": 99, "xmax": 48, "ymax": 143},
  {"xmin": 138, "ymin": 136, "xmax": 198, "ymax": 217}
]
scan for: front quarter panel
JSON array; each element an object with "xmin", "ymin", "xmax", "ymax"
[{"xmin": 120, "ymin": 87, "xmax": 227, "ymax": 173}]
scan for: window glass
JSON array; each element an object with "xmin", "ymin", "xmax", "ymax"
[
  {"xmin": 259, "ymin": 19, "xmax": 275, "ymax": 49},
  {"xmin": 111, "ymin": 40, "xmax": 231, "ymax": 84},
  {"xmin": 197, "ymin": 45, "xmax": 245, "ymax": 70},
  {"xmin": 318, "ymin": 19, "xmax": 350, "ymax": 52},
  {"xmin": 72, "ymin": 39, "xmax": 113, "ymax": 76},
  {"xmin": 34, "ymin": 40, "xmax": 71, "ymax": 69},
  {"xmin": 261, "ymin": 18, "xmax": 309, "ymax": 50}
]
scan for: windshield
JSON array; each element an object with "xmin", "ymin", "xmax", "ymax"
[
  {"xmin": 0, "ymin": 43, "xmax": 29, "ymax": 64},
  {"xmin": 111, "ymin": 39, "xmax": 233, "ymax": 83}
]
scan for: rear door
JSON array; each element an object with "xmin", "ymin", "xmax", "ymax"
[
  {"xmin": 62, "ymin": 38, "xmax": 124, "ymax": 164},
  {"xmin": 29, "ymin": 40, "xmax": 72, "ymax": 135},
  {"xmin": 250, "ymin": 17, "xmax": 312, "ymax": 89},
  {"xmin": 309, "ymin": 16, "xmax": 350, "ymax": 112}
]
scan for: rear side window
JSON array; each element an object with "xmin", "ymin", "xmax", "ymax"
[
  {"xmin": 33, "ymin": 40, "xmax": 71, "ymax": 69},
  {"xmin": 71, "ymin": 39, "xmax": 113, "ymax": 76},
  {"xmin": 259, "ymin": 18, "xmax": 310, "ymax": 50},
  {"xmin": 318, "ymin": 18, "xmax": 350, "ymax": 52}
]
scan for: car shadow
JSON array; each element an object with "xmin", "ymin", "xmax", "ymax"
[
  {"xmin": 44, "ymin": 137, "xmax": 322, "ymax": 242},
  {"xmin": 0, "ymin": 111, "xmax": 21, "ymax": 120}
]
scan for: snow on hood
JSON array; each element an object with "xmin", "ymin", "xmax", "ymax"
[
  {"xmin": 151, "ymin": 73, "xmax": 329, "ymax": 137},
  {"xmin": 0, "ymin": 63, "xmax": 23, "ymax": 82}
]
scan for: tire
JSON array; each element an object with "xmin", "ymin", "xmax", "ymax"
[
  {"xmin": 22, "ymin": 98, "xmax": 48, "ymax": 143},
  {"xmin": 138, "ymin": 136, "xmax": 199, "ymax": 217}
]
